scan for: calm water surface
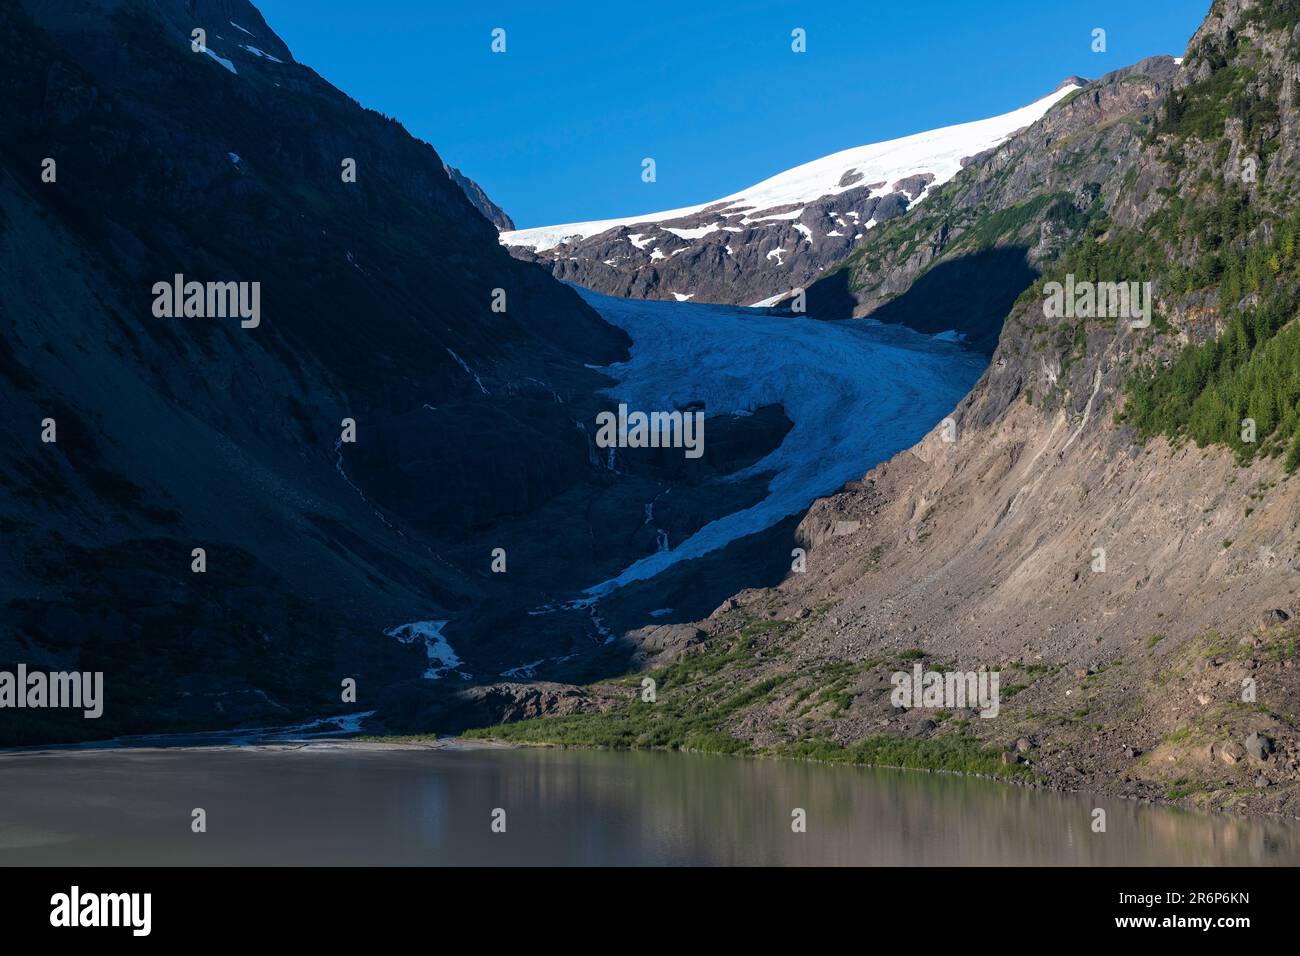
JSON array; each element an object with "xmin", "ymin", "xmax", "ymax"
[{"xmin": 1, "ymin": 744, "xmax": 1297, "ymax": 865}]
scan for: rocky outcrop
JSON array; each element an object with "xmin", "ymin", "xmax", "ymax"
[
  {"xmin": 458, "ymin": 682, "xmax": 592, "ymax": 723},
  {"xmin": 620, "ymin": 623, "xmax": 704, "ymax": 668},
  {"xmin": 507, "ymin": 184, "xmax": 920, "ymax": 307},
  {"xmin": 444, "ymin": 164, "xmax": 515, "ymax": 231}
]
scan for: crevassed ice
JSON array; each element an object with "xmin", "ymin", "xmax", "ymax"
[{"xmin": 575, "ymin": 288, "xmax": 986, "ymax": 597}]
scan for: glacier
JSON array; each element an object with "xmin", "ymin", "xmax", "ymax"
[{"xmin": 577, "ymin": 288, "xmax": 986, "ymax": 596}]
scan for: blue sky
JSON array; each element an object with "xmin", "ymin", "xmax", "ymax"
[{"xmin": 255, "ymin": 0, "xmax": 1206, "ymax": 229}]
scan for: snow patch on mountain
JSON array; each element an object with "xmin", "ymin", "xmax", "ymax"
[
  {"xmin": 665, "ymin": 223, "xmax": 722, "ymax": 240},
  {"xmin": 384, "ymin": 621, "xmax": 468, "ymax": 681},
  {"xmin": 240, "ymin": 44, "xmax": 283, "ymax": 63},
  {"xmin": 201, "ymin": 46, "xmax": 238, "ymax": 74}
]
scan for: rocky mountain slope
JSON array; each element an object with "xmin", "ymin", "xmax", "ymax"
[
  {"xmin": 803, "ymin": 57, "xmax": 1179, "ymax": 352},
  {"xmin": 501, "ymin": 83, "xmax": 1083, "ymax": 307},
  {"xmin": 476, "ymin": 0, "xmax": 1300, "ymax": 819},
  {"xmin": 0, "ymin": 0, "xmax": 790, "ymax": 744}
]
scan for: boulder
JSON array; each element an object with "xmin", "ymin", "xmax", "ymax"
[
  {"xmin": 623, "ymin": 623, "xmax": 705, "ymax": 666},
  {"xmin": 1245, "ymin": 732, "xmax": 1274, "ymax": 760}
]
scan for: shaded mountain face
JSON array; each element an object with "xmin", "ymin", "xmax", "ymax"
[
  {"xmin": 0, "ymin": 0, "xmax": 657, "ymax": 743},
  {"xmin": 500, "ymin": 83, "xmax": 1083, "ymax": 307},
  {"xmin": 480, "ymin": 1, "xmax": 1300, "ymax": 817},
  {"xmin": 444, "ymin": 164, "xmax": 515, "ymax": 231}
]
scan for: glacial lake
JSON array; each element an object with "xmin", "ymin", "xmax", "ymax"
[{"xmin": 2, "ymin": 743, "xmax": 1297, "ymax": 866}]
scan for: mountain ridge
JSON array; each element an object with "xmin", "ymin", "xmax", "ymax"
[{"xmin": 500, "ymin": 82, "xmax": 1085, "ymax": 307}]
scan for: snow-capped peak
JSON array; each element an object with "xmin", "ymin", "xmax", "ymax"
[{"xmin": 501, "ymin": 83, "xmax": 1082, "ymax": 253}]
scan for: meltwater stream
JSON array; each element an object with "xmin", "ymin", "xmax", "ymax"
[{"xmin": 2, "ymin": 745, "xmax": 1297, "ymax": 865}]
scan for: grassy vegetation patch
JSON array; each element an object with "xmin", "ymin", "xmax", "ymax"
[
  {"xmin": 464, "ymin": 632, "xmax": 798, "ymax": 755},
  {"xmin": 462, "ymin": 691, "xmax": 759, "ymax": 754}
]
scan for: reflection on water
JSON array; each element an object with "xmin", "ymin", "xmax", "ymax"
[{"xmin": 1, "ymin": 744, "xmax": 1297, "ymax": 865}]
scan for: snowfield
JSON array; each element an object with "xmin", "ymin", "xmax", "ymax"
[
  {"xmin": 576, "ymin": 289, "xmax": 986, "ymax": 596},
  {"xmin": 501, "ymin": 84, "xmax": 1080, "ymax": 252}
]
